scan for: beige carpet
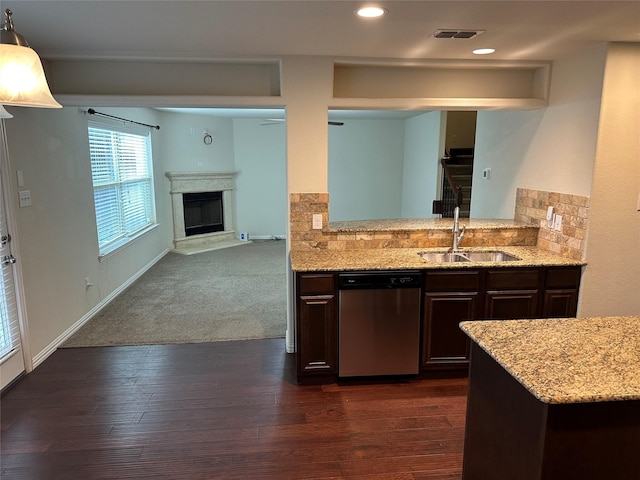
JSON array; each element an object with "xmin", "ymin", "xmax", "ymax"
[{"xmin": 62, "ymin": 240, "xmax": 286, "ymax": 347}]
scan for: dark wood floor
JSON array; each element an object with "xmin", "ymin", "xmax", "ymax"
[{"xmin": 1, "ymin": 339, "xmax": 467, "ymax": 479}]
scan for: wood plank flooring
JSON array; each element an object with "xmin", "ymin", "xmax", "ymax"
[{"xmin": 1, "ymin": 339, "xmax": 467, "ymax": 479}]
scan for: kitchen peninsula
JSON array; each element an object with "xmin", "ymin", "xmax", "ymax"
[
  {"xmin": 460, "ymin": 316, "xmax": 640, "ymax": 479},
  {"xmin": 290, "ymin": 217, "xmax": 585, "ymax": 383}
]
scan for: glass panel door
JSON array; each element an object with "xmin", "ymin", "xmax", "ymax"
[{"xmin": 0, "ymin": 118, "xmax": 26, "ymax": 390}]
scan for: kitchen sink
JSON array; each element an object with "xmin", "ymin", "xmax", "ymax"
[
  {"xmin": 418, "ymin": 250, "xmax": 521, "ymax": 263},
  {"xmin": 418, "ymin": 252, "xmax": 469, "ymax": 263},
  {"xmin": 458, "ymin": 251, "xmax": 521, "ymax": 262}
]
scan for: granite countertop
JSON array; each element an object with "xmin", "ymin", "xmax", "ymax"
[
  {"xmin": 328, "ymin": 218, "xmax": 536, "ymax": 232},
  {"xmin": 460, "ymin": 316, "xmax": 640, "ymax": 404},
  {"xmin": 290, "ymin": 246, "xmax": 584, "ymax": 272}
]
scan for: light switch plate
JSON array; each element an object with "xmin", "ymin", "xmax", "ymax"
[
  {"xmin": 553, "ymin": 214, "xmax": 562, "ymax": 231},
  {"xmin": 312, "ymin": 214, "xmax": 323, "ymax": 230},
  {"xmin": 18, "ymin": 190, "xmax": 32, "ymax": 208}
]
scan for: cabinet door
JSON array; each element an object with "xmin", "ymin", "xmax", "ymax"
[
  {"xmin": 422, "ymin": 292, "xmax": 478, "ymax": 370},
  {"xmin": 484, "ymin": 290, "xmax": 539, "ymax": 319},
  {"xmin": 543, "ymin": 289, "xmax": 578, "ymax": 317},
  {"xmin": 297, "ymin": 294, "xmax": 337, "ymax": 376},
  {"xmin": 543, "ymin": 267, "xmax": 581, "ymax": 318}
]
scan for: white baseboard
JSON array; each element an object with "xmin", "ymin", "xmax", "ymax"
[{"xmin": 32, "ymin": 248, "xmax": 170, "ymax": 369}]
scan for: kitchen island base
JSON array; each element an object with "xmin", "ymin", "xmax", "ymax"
[{"xmin": 462, "ymin": 343, "xmax": 640, "ymax": 480}]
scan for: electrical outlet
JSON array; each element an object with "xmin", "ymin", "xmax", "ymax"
[
  {"xmin": 553, "ymin": 214, "xmax": 563, "ymax": 231},
  {"xmin": 312, "ymin": 214, "xmax": 323, "ymax": 230}
]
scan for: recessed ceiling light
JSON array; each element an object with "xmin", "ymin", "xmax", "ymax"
[
  {"xmin": 357, "ymin": 6, "xmax": 387, "ymax": 18},
  {"xmin": 473, "ymin": 48, "xmax": 496, "ymax": 55}
]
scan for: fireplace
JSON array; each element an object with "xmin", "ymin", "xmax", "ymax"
[
  {"xmin": 165, "ymin": 171, "xmax": 244, "ymax": 254},
  {"xmin": 184, "ymin": 191, "xmax": 224, "ymax": 236}
]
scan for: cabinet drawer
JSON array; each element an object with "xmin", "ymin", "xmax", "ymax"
[
  {"xmin": 298, "ymin": 273, "xmax": 335, "ymax": 295},
  {"xmin": 545, "ymin": 267, "xmax": 582, "ymax": 289},
  {"xmin": 486, "ymin": 269, "xmax": 541, "ymax": 290},
  {"xmin": 425, "ymin": 271, "xmax": 480, "ymax": 291}
]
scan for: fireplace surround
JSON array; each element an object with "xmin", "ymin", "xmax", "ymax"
[{"xmin": 165, "ymin": 171, "xmax": 245, "ymax": 254}]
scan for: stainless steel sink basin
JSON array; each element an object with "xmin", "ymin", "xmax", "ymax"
[
  {"xmin": 418, "ymin": 250, "xmax": 520, "ymax": 263},
  {"xmin": 418, "ymin": 252, "xmax": 469, "ymax": 263},
  {"xmin": 458, "ymin": 251, "xmax": 521, "ymax": 262}
]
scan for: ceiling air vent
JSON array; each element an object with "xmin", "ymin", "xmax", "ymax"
[{"xmin": 433, "ymin": 29, "xmax": 485, "ymax": 39}]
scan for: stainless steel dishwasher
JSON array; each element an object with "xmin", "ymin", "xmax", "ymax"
[{"xmin": 338, "ymin": 271, "xmax": 422, "ymax": 377}]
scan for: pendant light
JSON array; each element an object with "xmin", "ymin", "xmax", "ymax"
[
  {"xmin": 0, "ymin": 9, "xmax": 61, "ymax": 108},
  {"xmin": 0, "ymin": 105, "xmax": 13, "ymax": 119}
]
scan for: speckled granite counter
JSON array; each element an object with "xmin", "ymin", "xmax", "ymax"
[
  {"xmin": 328, "ymin": 218, "xmax": 534, "ymax": 232},
  {"xmin": 291, "ymin": 246, "xmax": 584, "ymax": 272},
  {"xmin": 460, "ymin": 316, "xmax": 640, "ymax": 404},
  {"xmin": 461, "ymin": 316, "xmax": 640, "ymax": 478}
]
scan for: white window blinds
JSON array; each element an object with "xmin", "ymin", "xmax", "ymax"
[
  {"xmin": 0, "ymin": 203, "xmax": 20, "ymax": 361},
  {"xmin": 88, "ymin": 121, "xmax": 155, "ymax": 254}
]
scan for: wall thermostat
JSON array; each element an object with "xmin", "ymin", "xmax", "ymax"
[{"xmin": 203, "ymin": 132, "xmax": 213, "ymax": 145}]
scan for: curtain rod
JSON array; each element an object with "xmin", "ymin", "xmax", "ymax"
[{"xmin": 87, "ymin": 108, "xmax": 160, "ymax": 130}]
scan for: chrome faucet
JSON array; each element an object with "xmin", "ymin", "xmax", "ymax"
[{"xmin": 451, "ymin": 206, "xmax": 466, "ymax": 251}]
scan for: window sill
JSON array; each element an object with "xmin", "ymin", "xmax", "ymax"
[{"xmin": 98, "ymin": 223, "xmax": 159, "ymax": 262}]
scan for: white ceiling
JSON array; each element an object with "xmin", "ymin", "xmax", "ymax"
[
  {"xmin": 4, "ymin": 0, "xmax": 639, "ymax": 119},
  {"xmin": 5, "ymin": 1, "xmax": 639, "ymax": 61}
]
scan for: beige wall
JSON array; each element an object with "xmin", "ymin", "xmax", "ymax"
[
  {"xmin": 578, "ymin": 43, "xmax": 640, "ymax": 316},
  {"xmin": 4, "ymin": 107, "xmax": 173, "ymax": 370},
  {"xmin": 471, "ymin": 45, "xmax": 607, "ymax": 219},
  {"xmin": 281, "ymin": 57, "xmax": 333, "ymax": 193},
  {"xmin": 2, "ymin": 44, "xmax": 638, "ymax": 385}
]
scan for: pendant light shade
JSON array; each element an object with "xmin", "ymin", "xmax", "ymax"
[
  {"xmin": 0, "ymin": 9, "xmax": 61, "ymax": 108},
  {"xmin": 0, "ymin": 105, "xmax": 13, "ymax": 118}
]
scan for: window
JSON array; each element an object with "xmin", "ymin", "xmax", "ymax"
[
  {"xmin": 0, "ymin": 130, "xmax": 21, "ymax": 362},
  {"xmin": 88, "ymin": 121, "xmax": 156, "ymax": 256},
  {"xmin": 0, "ymin": 268, "xmax": 19, "ymax": 360}
]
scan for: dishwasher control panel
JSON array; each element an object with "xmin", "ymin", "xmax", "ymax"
[{"xmin": 338, "ymin": 271, "xmax": 422, "ymax": 289}]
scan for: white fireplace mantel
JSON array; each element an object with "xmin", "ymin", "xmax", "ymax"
[
  {"xmin": 165, "ymin": 171, "xmax": 245, "ymax": 254},
  {"xmin": 165, "ymin": 171, "xmax": 237, "ymax": 194}
]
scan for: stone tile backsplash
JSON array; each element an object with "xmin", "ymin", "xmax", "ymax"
[
  {"xmin": 514, "ymin": 188, "xmax": 589, "ymax": 261},
  {"xmin": 290, "ymin": 193, "xmax": 538, "ymax": 253},
  {"xmin": 290, "ymin": 189, "xmax": 588, "ymax": 260},
  {"xmin": 289, "ymin": 193, "xmax": 330, "ymax": 251}
]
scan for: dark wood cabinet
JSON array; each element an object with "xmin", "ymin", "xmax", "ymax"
[
  {"xmin": 484, "ymin": 290, "xmax": 539, "ymax": 319},
  {"xmin": 296, "ymin": 265, "xmax": 582, "ymax": 382},
  {"xmin": 295, "ymin": 273, "xmax": 337, "ymax": 382},
  {"xmin": 483, "ymin": 268, "xmax": 542, "ymax": 320},
  {"xmin": 463, "ymin": 343, "xmax": 640, "ymax": 479},
  {"xmin": 542, "ymin": 267, "xmax": 582, "ymax": 318},
  {"xmin": 420, "ymin": 267, "xmax": 581, "ymax": 373},
  {"xmin": 543, "ymin": 289, "xmax": 578, "ymax": 317},
  {"xmin": 422, "ymin": 271, "xmax": 480, "ymax": 371},
  {"xmin": 423, "ymin": 292, "xmax": 478, "ymax": 369}
]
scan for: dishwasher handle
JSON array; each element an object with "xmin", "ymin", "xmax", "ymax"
[{"xmin": 338, "ymin": 271, "xmax": 422, "ymax": 289}]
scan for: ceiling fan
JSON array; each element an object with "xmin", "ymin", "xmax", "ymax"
[{"xmin": 260, "ymin": 118, "xmax": 344, "ymax": 126}]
